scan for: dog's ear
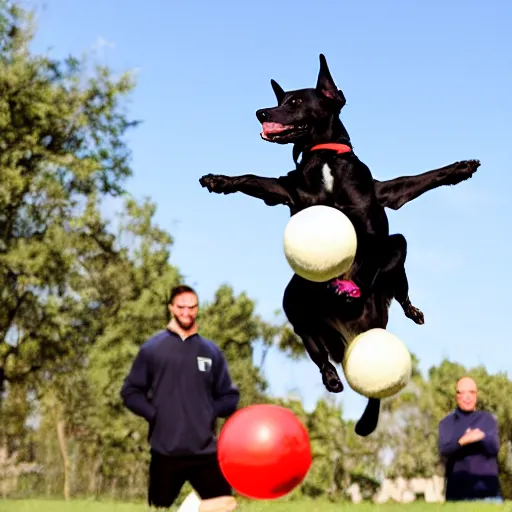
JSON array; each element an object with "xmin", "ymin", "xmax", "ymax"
[
  {"xmin": 271, "ymin": 79, "xmax": 286, "ymax": 104},
  {"xmin": 316, "ymin": 54, "xmax": 346, "ymax": 108}
]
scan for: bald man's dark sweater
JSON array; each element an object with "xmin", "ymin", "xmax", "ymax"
[
  {"xmin": 120, "ymin": 329, "xmax": 240, "ymax": 457},
  {"xmin": 438, "ymin": 408, "xmax": 501, "ymax": 501}
]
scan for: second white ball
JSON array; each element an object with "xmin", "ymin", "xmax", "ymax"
[{"xmin": 342, "ymin": 328, "xmax": 412, "ymax": 399}]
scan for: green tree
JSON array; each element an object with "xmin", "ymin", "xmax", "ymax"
[
  {"xmin": 199, "ymin": 284, "xmax": 282, "ymax": 408},
  {"xmin": 379, "ymin": 353, "xmax": 443, "ymax": 478},
  {"xmin": 70, "ymin": 196, "xmax": 182, "ymax": 500},
  {"xmin": 0, "ymin": 0, "xmax": 137, "ymax": 394}
]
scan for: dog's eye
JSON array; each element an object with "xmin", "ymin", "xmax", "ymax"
[{"xmin": 290, "ymin": 98, "xmax": 302, "ymax": 106}]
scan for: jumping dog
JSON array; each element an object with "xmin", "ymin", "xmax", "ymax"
[{"xmin": 199, "ymin": 54, "xmax": 480, "ymax": 436}]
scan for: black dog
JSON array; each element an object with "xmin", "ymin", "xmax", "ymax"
[{"xmin": 199, "ymin": 54, "xmax": 480, "ymax": 437}]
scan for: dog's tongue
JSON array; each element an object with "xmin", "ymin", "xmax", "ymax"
[{"xmin": 262, "ymin": 122, "xmax": 292, "ymax": 135}]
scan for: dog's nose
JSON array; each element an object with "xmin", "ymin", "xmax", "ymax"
[{"xmin": 256, "ymin": 109, "xmax": 268, "ymax": 122}]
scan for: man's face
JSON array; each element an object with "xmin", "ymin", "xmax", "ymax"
[
  {"xmin": 169, "ymin": 292, "xmax": 198, "ymax": 330},
  {"xmin": 456, "ymin": 377, "xmax": 478, "ymax": 411}
]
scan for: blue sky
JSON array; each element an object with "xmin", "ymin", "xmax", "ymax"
[{"xmin": 29, "ymin": 0, "xmax": 511, "ymax": 420}]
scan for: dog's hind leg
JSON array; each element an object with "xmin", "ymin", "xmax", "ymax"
[
  {"xmin": 380, "ymin": 234, "xmax": 424, "ymax": 325},
  {"xmin": 298, "ymin": 329, "xmax": 344, "ymax": 393},
  {"xmin": 283, "ymin": 277, "xmax": 344, "ymax": 393},
  {"xmin": 374, "ymin": 159, "xmax": 480, "ymax": 211}
]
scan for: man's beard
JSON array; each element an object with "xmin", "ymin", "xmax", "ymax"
[{"xmin": 175, "ymin": 317, "xmax": 195, "ymax": 330}]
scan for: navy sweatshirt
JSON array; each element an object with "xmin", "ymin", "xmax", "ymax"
[
  {"xmin": 438, "ymin": 408, "xmax": 501, "ymax": 501},
  {"xmin": 120, "ymin": 329, "xmax": 240, "ymax": 457}
]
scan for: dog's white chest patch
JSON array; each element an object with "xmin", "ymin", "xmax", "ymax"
[{"xmin": 321, "ymin": 163, "xmax": 334, "ymax": 192}]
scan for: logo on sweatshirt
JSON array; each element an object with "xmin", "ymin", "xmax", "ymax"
[{"xmin": 197, "ymin": 356, "xmax": 212, "ymax": 372}]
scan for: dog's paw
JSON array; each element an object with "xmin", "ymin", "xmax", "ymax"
[
  {"xmin": 446, "ymin": 159, "xmax": 481, "ymax": 185},
  {"xmin": 457, "ymin": 159, "xmax": 480, "ymax": 174},
  {"xmin": 403, "ymin": 303, "xmax": 425, "ymax": 325},
  {"xmin": 199, "ymin": 174, "xmax": 233, "ymax": 194},
  {"xmin": 321, "ymin": 362, "xmax": 344, "ymax": 393},
  {"xmin": 329, "ymin": 279, "xmax": 361, "ymax": 302}
]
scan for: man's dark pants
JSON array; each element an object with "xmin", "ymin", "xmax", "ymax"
[{"xmin": 148, "ymin": 450, "xmax": 232, "ymax": 508}]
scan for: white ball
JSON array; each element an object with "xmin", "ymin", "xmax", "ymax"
[
  {"xmin": 342, "ymin": 328, "xmax": 412, "ymax": 399},
  {"xmin": 283, "ymin": 205, "xmax": 357, "ymax": 282}
]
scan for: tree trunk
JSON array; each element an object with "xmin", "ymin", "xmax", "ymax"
[
  {"xmin": 88, "ymin": 454, "xmax": 102, "ymax": 497},
  {"xmin": 56, "ymin": 419, "xmax": 70, "ymax": 500},
  {"xmin": 110, "ymin": 477, "xmax": 117, "ymax": 499},
  {"xmin": 0, "ymin": 367, "xmax": 5, "ymax": 400}
]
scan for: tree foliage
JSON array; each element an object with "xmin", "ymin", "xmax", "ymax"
[{"xmin": 0, "ymin": 0, "xmax": 137, "ymax": 394}]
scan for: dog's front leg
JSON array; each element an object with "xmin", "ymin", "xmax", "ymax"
[
  {"xmin": 199, "ymin": 174, "xmax": 293, "ymax": 207},
  {"xmin": 374, "ymin": 159, "xmax": 480, "ymax": 210}
]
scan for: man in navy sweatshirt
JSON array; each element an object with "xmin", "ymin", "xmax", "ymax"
[
  {"xmin": 438, "ymin": 376, "xmax": 502, "ymax": 503},
  {"xmin": 120, "ymin": 285, "xmax": 240, "ymax": 509}
]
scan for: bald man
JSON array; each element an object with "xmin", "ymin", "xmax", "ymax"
[{"xmin": 438, "ymin": 376, "xmax": 502, "ymax": 502}]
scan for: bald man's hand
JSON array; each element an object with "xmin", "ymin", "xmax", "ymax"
[{"xmin": 458, "ymin": 428, "xmax": 485, "ymax": 446}]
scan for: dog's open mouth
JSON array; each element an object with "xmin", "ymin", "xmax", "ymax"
[{"xmin": 260, "ymin": 122, "xmax": 308, "ymax": 141}]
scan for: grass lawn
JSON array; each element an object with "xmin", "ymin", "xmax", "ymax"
[{"xmin": 0, "ymin": 499, "xmax": 509, "ymax": 512}]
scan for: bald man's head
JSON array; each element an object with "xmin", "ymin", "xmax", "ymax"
[{"xmin": 456, "ymin": 376, "xmax": 478, "ymax": 411}]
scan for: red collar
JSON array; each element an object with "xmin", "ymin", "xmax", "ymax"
[{"xmin": 310, "ymin": 143, "xmax": 351, "ymax": 154}]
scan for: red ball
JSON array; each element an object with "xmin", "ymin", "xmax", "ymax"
[{"xmin": 217, "ymin": 404, "xmax": 312, "ymax": 500}]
